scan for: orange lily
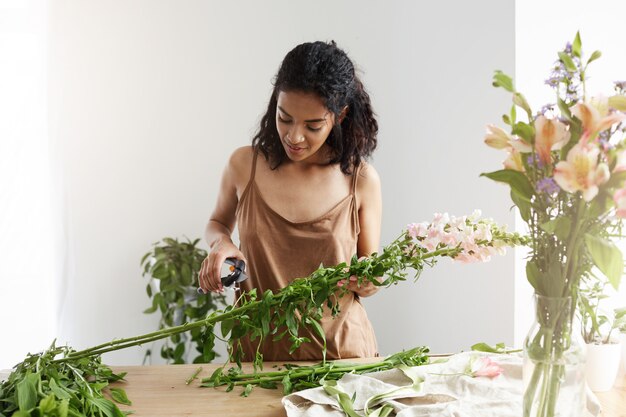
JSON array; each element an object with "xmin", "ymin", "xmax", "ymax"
[
  {"xmin": 534, "ymin": 116, "xmax": 570, "ymax": 165},
  {"xmin": 571, "ymin": 96, "xmax": 626, "ymax": 143}
]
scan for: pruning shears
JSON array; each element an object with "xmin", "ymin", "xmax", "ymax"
[{"xmin": 198, "ymin": 257, "xmax": 247, "ymax": 294}]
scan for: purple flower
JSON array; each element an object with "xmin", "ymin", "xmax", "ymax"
[
  {"xmin": 598, "ymin": 131, "xmax": 614, "ymax": 151},
  {"xmin": 536, "ymin": 178, "xmax": 560, "ymax": 195},
  {"xmin": 526, "ymin": 154, "xmax": 545, "ymax": 169}
]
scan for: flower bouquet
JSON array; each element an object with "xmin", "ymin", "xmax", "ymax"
[{"xmin": 483, "ymin": 33, "xmax": 626, "ymax": 416}]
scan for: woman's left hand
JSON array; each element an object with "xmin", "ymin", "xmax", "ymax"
[{"xmin": 337, "ymin": 274, "xmax": 381, "ymax": 298}]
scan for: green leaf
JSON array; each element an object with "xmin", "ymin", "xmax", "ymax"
[
  {"xmin": 89, "ymin": 397, "xmax": 125, "ymax": 417},
  {"xmin": 16, "ymin": 373, "xmax": 38, "ymax": 411},
  {"xmin": 241, "ymin": 384, "xmax": 253, "ymax": 397},
  {"xmin": 151, "ymin": 265, "xmax": 169, "ymax": 280},
  {"xmin": 281, "ymin": 374, "xmax": 293, "ymax": 395},
  {"xmin": 572, "ymin": 32, "xmax": 582, "ymax": 58},
  {"xmin": 513, "ymin": 92, "xmax": 532, "ymax": 117},
  {"xmin": 471, "ymin": 342, "xmax": 505, "ymax": 353},
  {"xmin": 511, "ymin": 122, "xmax": 535, "ymax": 143},
  {"xmin": 140, "ymin": 252, "xmax": 151, "ymax": 267},
  {"xmin": 587, "ymin": 50, "xmax": 602, "ymax": 66},
  {"xmin": 608, "ymin": 95, "xmax": 626, "ymax": 112},
  {"xmin": 48, "ymin": 378, "xmax": 71, "ymax": 400},
  {"xmin": 109, "ymin": 388, "xmax": 132, "ymax": 406},
  {"xmin": 57, "ymin": 398, "xmax": 69, "ymax": 417},
  {"xmin": 584, "ymin": 234, "xmax": 623, "ymax": 290},
  {"xmin": 558, "ymin": 51, "xmax": 577, "ymax": 72},
  {"xmin": 510, "ymin": 189, "xmax": 531, "ymax": 222},
  {"xmin": 481, "ymin": 169, "xmax": 535, "ymax": 200},
  {"xmin": 181, "ymin": 263, "xmax": 192, "ymax": 286},
  {"xmin": 221, "ymin": 319, "xmax": 234, "ymax": 339},
  {"xmin": 38, "ymin": 394, "xmax": 57, "ymax": 413},
  {"xmin": 539, "ymin": 217, "xmax": 571, "ymax": 242},
  {"xmin": 557, "ymin": 98, "xmax": 572, "ymax": 120},
  {"xmin": 526, "ymin": 261, "xmax": 541, "ymax": 292},
  {"xmin": 492, "ymin": 70, "xmax": 514, "ymax": 92},
  {"xmin": 174, "ymin": 343, "xmax": 185, "ymax": 362},
  {"xmin": 323, "ymin": 381, "xmax": 361, "ymax": 417}
]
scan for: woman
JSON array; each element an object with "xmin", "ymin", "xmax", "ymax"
[{"xmin": 198, "ymin": 41, "xmax": 381, "ymax": 361}]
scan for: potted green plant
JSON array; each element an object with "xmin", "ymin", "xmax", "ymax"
[
  {"xmin": 141, "ymin": 237, "xmax": 226, "ymax": 364},
  {"xmin": 577, "ymin": 276, "xmax": 625, "ymax": 391}
]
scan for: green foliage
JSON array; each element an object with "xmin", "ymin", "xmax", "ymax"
[
  {"xmin": 200, "ymin": 346, "xmax": 430, "ymax": 396},
  {"xmin": 141, "ymin": 237, "xmax": 226, "ymax": 364},
  {"xmin": 0, "ymin": 341, "xmax": 130, "ymax": 417},
  {"xmin": 577, "ymin": 276, "xmax": 625, "ymax": 344}
]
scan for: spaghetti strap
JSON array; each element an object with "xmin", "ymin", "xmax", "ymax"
[
  {"xmin": 241, "ymin": 149, "xmax": 259, "ymax": 199},
  {"xmin": 351, "ymin": 164, "xmax": 361, "ymax": 235},
  {"xmin": 350, "ymin": 163, "xmax": 361, "ymax": 195}
]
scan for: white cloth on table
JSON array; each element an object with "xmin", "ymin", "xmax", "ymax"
[{"xmin": 282, "ymin": 351, "xmax": 601, "ymax": 417}]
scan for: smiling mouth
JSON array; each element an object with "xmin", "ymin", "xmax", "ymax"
[{"xmin": 285, "ymin": 142, "xmax": 305, "ymax": 152}]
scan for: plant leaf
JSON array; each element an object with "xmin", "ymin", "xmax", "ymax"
[
  {"xmin": 109, "ymin": 388, "xmax": 132, "ymax": 406},
  {"xmin": 584, "ymin": 234, "xmax": 623, "ymax": 290},
  {"xmin": 481, "ymin": 169, "xmax": 534, "ymax": 200},
  {"xmin": 608, "ymin": 95, "xmax": 626, "ymax": 112},
  {"xmin": 558, "ymin": 52, "xmax": 577, "ymax": 72},
  {"xmin": 492, "ymin": 70, "xmax": 514, "ymax": 92},
  {"xmin": 572, "ymin": 32, "xmax": 582, "ymax": 58},
  {"xmin": 16, "ymin": 373, "xmax": 38, "ymax": 411},
  {"xmin": 539, "ymin": 217, "xmax": 571, "ymax": 242},
  {"xmin": 587, "ymin": 50, "xmax": 602, "ymax": 66}
]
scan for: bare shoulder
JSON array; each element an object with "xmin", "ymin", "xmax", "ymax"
[
  {"xmin": 226, "ymin": 146, "xmax": 255, "ymax": 186},
  {"xmin": 356, "ymin": 162, "xmax": 382, "ymax": 195}
]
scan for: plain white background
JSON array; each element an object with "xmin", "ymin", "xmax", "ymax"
[{"xmin": 1, "ymin": 0, "xmax": 624, "ymax": 370}]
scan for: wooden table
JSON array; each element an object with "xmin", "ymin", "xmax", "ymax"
[{"xmin": 110, "ymin": 362, "xmax": 626, "ymax": 417}]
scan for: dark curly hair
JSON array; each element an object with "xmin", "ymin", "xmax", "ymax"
[{"xmin": 252, "ymin": 41, "xmax": 378, "ymax": 175}]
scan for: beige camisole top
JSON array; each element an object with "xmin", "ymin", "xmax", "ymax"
[{"xmin": 235, "ymin": 151, "xmax": 378, "ymax": 361}]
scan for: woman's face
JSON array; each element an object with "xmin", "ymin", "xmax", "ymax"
[{"xmin": 275, "ymin": 90, "xmax": 336, "ymax": 164}]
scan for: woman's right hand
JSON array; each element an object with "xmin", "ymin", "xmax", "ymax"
[{"xmin": 198, "ymin": 237, "xmax": 246, "ymax": 294}]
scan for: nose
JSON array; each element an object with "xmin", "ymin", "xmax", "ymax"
[{"xmin": 287, "ymin": 128, "xmax": 305, "ymax": 144}]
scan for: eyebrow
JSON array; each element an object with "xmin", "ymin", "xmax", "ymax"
[{"xmin": 277, "ymin": 106, "xmax": 327, "ymax": 123}]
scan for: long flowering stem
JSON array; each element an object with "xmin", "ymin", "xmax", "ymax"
[{"xmin": 59, "ymin": 216, "xmax": 525, "ymax": 366}]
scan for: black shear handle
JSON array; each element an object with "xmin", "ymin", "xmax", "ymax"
[
  {"xmin": 221, "ymin": 258, "xmax": 246, "ymax": 287},
  {"xmin": 197, "ymin": 257, "xmax": 246, "ymax": 294}
]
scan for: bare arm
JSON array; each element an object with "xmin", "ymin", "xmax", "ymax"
[
  {"xmin": 199, "ymin": 147, "xmax": 252, "ymax": 293},
  {"xmin": 347, "ymin": 163, "xmax": 383, "ymax": 297}
]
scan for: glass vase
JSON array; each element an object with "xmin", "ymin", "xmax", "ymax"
[{"xmin": 523, "ymin": 294, "xmax": 586, "ymax": 417}]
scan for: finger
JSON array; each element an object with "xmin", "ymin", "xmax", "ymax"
[
  {"xmin": 349, "ymin": 275, "xmax": 357, "ymax": 282},
  {"xmin": 209, "ymin": 253, "xmax": 225, "ymax": 292},
  {"xmin": 337, "ymin": 280, "xmax": 346, "ymax": 287},
  {"xmin": 198, "ymin": 259, "xmax": 208, "ymax": 293}
]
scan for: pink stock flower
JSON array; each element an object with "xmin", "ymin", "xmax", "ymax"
[
  {"xmin": 553, "ymin": 143, "xmax": 609, "ymax": 201},
  {"xmin": 469, "ymin": 356, "xmax": 504, "ymax": 378},
  {"xmin": 534, "ymin": 116, "xmax": 570, "ymax": 165},
  {"xmin": 407, "ymin": 212, "xmax": 507, "ymax": 263},
  {"xmin": 614, "ymin": 188, "xmax": 626, "ymax": 218},
  {"xmin": 407, "ymin": 222, "xmax": 429, "ymax": 238}
]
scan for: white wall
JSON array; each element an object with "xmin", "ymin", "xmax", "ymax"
[{"xmin": 2, "ymin": 0, "xmax": 517, "ymax": 368}]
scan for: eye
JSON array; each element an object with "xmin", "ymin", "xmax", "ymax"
[
  {"xmin": 307, "ymin": 125, "xmax": 322, "ymax": 132},
  {"xmin": 277, "ymin": 115, "xmax": 291, "ymax": 124}
]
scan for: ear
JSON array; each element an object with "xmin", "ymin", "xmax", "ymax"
[{"xmin": 338, "ymin": 106, "xmax": 349, "ymax": 124}]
